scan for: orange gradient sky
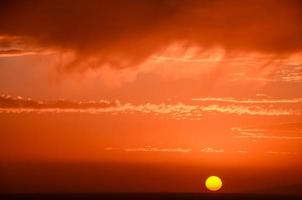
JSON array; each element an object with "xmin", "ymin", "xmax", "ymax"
[{"xmin": 1, "ymin": 0, "xmax": 302, "ymax": 194}]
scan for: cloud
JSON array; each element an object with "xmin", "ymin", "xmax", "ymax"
[
  {"xmin": 229, "ymin": 58, "xmax": 302, "ymax": 83},
  {"xmin": 0, "ymin": 94, "xmax": 114, "ymax": 109},
  {"xmin": 200, "ymin": 147, "xmax": 224, "ymax": 153},
  {"xmin": 0, "ymin": 94, "xmax": 300, "ymax": 117},
  {"xmin": 0, "ymin": 35, "xmax": 44, "ymax": 57},
  {"xmin": 1, "ymin": 0, "xmax": 302, "ymax": 69},
  {"xmin": 104, "ymin": 147, "xmax": 116, "ymax": 151},
  {"xmin": 0, "ymin": 49, "xmax": 54, "ymax": 57},
  {"xmin": 124, "ymin": 146, "xmax": 192, "ymax": 153},
  {"xmin": 0, "ymin": 49, "xmax": 32, "ymax": 57},
  {"xmin": 192, "ymin": 97, "xmax": 302, "ymax": 104},
  {"xmin": 201, "ymin": 105, "xmax": 295, "ymax": 116},
  {"xmin": 232, "ymin": 127, "xmax": 302, "ymax": 140},
  {"xmin": 267, "ymin": 151, "xmax": 297, "ymax": 155},
  {"xmin": 104, "ymin": 147, "xmax": 299, "ymax": 155},
  {"xmin": 239, "ymin": 134, "xmax": 302, "ymax": 140}
]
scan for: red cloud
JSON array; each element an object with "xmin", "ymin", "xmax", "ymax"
[{"xmin": 1, "ymin": 0, "xmax": 302, "ymax": 69}]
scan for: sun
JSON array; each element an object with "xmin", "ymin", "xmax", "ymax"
[{"xmin": 205, "ymin": 176, "xmax": 223, "ymax": 191}]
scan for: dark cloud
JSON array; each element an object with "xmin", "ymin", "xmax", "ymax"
[{"xmin": 1, "ymin": 0, "xmax": 302, "ymax": 68}]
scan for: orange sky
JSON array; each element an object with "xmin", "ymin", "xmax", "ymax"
[{"xmin": 1, "ymin": 0, "xmax": 302, "ymax": 194}]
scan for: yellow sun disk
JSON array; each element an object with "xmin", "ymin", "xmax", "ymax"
[{"xmin": 205, "ymin": 176, "xmax": 222, "ymax": 191}]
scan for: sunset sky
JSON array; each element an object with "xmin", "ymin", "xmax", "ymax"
[{"xmin": 1, "ymin": 0, "xmax": 302, "ymax": 194}]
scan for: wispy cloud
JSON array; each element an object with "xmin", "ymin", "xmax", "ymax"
[
  {"xmin": 104, "ymin": 147, "xmax": 117, "ymax": 151},
  {"xmin": 229, "ymin": 59, "xmax": 302, "ymax": 83},
  {"xmin": 104, "ymin": 147, "xmax": 299, "ymax": 156},
  {"xmin": 0, "ymin": 94, "xmax": 114, "ymax": 109},
  {"xmin": 200, "ymin": 147, "xmax": 224, "ymax": 153},
  {"xmin": 232, "ymin": 127, "xmax": 302, "ymax": 140},
  {"xmin": 192, "ymin": 97, "xmax": 302, "ymax": 104},
  {"xmin": 0, "ymin": 49, "xmax": 38, "ymax": 57},
  {"xmin": 0, "ymin": 35, "xmax": 53, "ymax": 57},
  {"xmin": 201, "ymin": 104, "xmax": 295, "ymax": 116},
  {"xmin": 1, "ymin": 95, "xmax": 300, "ymax": 118},
  {"xmin": 124, "ymin": 147, "xmax": 192, "ymax": 153},
  {"xmin": 267, "ymin": 151, "xmax": 297, "ymax": 155}
]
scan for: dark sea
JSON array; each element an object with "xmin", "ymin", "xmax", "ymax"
[{"xmin": 1, "ymin": 193, "xmax": 302, "ymax": 200}]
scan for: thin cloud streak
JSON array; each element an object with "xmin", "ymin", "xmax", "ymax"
[
  {"xmin": 124, "ymin": 147, "xmax": 192, "ymax": 153},
  {"xmin": 103, "ymin": 147, "xmax": 300, "ymax": 156},
  {"xmin": 0, "ymin": 103, "xmax": 297, "ymax": 117},
  {"xmin": 238, "ymin": 135, "xmax": 302, "ymax": 140},
  {"xmin": 267, "ymin": 151, "xmax": 297, "ymax": 155},
  {"xmin": 0, "ymin": 95, "xmax": 300, "ymax": 117},
  {"xmin": 103, "ymin": 146, "xmax": 192, "ymax": 153},
  {"xmin": 232, "ymin": 127, "xmax": 302, "ymax": 140},
  {"xmin": 200, "ymin": 147, "xmax": 224, "ymax": 153},
  {"xmin": 192, "ymin": 97, "xmax": 302, "ymax": 104}
]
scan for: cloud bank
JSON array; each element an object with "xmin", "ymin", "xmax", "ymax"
[{"xmin": 1, "ymin": 0, "xmax": 302, "ymax": 69}]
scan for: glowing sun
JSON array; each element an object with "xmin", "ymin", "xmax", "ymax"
[{"xmin": 205, "ymin": 176, "xmax": 223, "ymax": 191}]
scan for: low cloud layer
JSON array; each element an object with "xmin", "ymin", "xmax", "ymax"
[
  {"xmin": 1, "ymin": 94, "xmax": 301, "ymax": 118},
  {"xmin": 1, "ymin": 0, "xmax": 302, "ymax": 69}
]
